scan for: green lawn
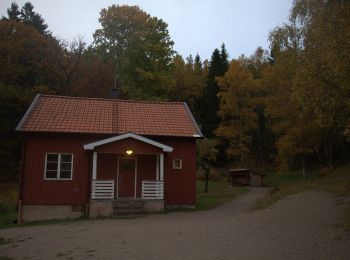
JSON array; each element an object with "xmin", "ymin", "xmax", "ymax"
[
  {"xmin": 0, "ymin": 183, "xmax": 18, "ymax": 227},
  {"xmin": 196, "ymin": 178, "xmax": 248, "ymax": 211}
]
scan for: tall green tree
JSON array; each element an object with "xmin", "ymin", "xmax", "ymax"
[
  {"xmin": 93, "ymin": 5, "xmax": 175, "ymax": 100},
  {"xmin": 3, "ymin": 2, "xmax": 21, "ymax": 21},
  {"xmin": 3, "ymin": 2, "xmax": 50, "ymax": 35},
  {"xmin": 20, "ymin": 2, "xmax": 49, "ymax": 35},
  {"xmin": 201, "ymin": 44, "xmax": 229, "ymax": 136}
]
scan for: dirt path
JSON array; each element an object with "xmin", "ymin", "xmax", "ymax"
[{"xmin": 1, "ymin": 189, "xmax": 349, "ymax": 260}]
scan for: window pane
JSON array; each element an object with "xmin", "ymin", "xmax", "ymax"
[
  {"xmin": 61, "ymin": 154, "xmax": 72, "ymax": 163},
  {"xmin": 174, "ymin": 159, "xmax": 182, "ymax": 169},
  {"xmin": 46, "ymin": 162, "xmax": 58, "ymax": 171},
  {"xmin": 46, "ymin": 170, "xmax": 57, "ymax": 179},
  {"xmin": 60, "ymin": 162, "xmax": 71, "ymax": 171},
  {"xmin": 47, "ymin": 154, "xmax": 58, "ymax": 162},
  {"xmin": 60, "ymin": 170, "xmax": 71, "ymax": 179}
]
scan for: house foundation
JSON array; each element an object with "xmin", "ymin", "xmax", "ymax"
[
  {"xmin": 89, "ymin": 200, "xmax": 113, "ymax": 218},
  {"xmin": 89, "ymin": 199, "xmax": 164, "ymax": 218},
  {"xmin": 144, "ymin": 200, "xmax": 164, "ymax": 212},
  {"xmin": 21, "ymin": 205, "xmax": 84, "ymax": 222}
]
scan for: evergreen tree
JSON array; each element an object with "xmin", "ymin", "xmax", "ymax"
[
  {"xmin": 20, "ymin": 2, "xmax": 49, "ymax": 35},
  {"xmin": 2, "ymin": 2, "xmax": 50, "ymax": 35},
  {"xmin": 201, "ymin": 44, "xmax": 229, "ymax": 137},
  {"xmin": 194, "ymin": 54, "xmax": 202, "ymax": 72},
  {"xmin": 3, "ymin": 2, "xmax": 21, "ymax": 21}
]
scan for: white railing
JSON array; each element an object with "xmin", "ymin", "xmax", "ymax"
[
  {"xmin": 91, "ymin": 180, "xmax": 114, "ymax": 200},
  {"xmin": 142, "ymin": 181, "xmax": 164, "ymax": 200}
]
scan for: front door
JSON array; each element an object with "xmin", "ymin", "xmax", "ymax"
[{"xmin": 117, "ymin": 158, "xmax": 136, "ymax": 198}]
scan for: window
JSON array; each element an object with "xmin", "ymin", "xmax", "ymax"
[
  {"xmin": 173, "ymin": 159, "xmax": 182, "ymax": 169},
  {"xmin": 45, "ymin": 153, "xmax": 73, "ymax": 180}
]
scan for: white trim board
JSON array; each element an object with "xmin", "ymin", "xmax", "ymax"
[
  {"xmin": 16, "ymin": 93, "xmax": 41, "ymax": 131},
  {"xmin": 84, "ymin": 132, "xmax": 173, "ymax": 152}
]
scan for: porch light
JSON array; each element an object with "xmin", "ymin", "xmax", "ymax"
[{"xmin": 126, "ymin": 150, "xmax": 133, "ymax": 155}]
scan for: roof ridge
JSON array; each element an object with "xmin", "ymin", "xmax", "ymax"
[{"xmin": 39, "ymin": 94, "xmax": 184, "ymax": 105}]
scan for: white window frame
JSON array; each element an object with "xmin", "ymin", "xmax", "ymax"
[
  {"xmin": 173, "ymin": 159, "xmax": 182, "ymax": 170},
  {"xmin": 44, "ymin": 153, "xmax": 73, "ymax": 180}
]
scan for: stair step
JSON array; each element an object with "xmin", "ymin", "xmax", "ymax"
[
  {"xmin": 113, "ymin": 208, "xmax": 144, "ymax": 212},
  {"xmin": 113, "ymin": 199, "xmax": 145, "ymax": 218},
  {"xmin": 114, "ymin": 208, "xmax": 144, "ymax": 212},
  {"xmin": 113, "ymin": 213, "xmax": 145, "ymax": 219},
  {"xmin": 114, "ymin": 201, "xmax": 144, "ymax": 206}
]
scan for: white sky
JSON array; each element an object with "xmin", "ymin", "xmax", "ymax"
[{"xmin": 0, "ymin": 0, "xmax": 292, "ymax": 60}]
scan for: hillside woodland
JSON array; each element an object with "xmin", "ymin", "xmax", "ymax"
[{"xmin": 1, "ymin": 0, "xmax": 349, "ymax": 181}]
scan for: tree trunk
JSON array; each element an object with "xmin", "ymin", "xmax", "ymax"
[
  {"xmin": 302, "ymin": 151, "xmax": 306, "ymax": 182},
  {"xmin": 203, "ymin": 164, "xmax": 210, "ymax": 193}
]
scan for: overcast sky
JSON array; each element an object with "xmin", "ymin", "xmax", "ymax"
[{"xmin": 1, "ymin": 0, "xmax": 292, "ymax": 60}]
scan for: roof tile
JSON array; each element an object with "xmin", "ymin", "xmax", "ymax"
[{"xmin": 17, "ymin": 94, "xmax": 202, "ymax": 137}]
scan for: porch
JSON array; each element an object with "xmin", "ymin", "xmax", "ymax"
[
  {"xmin": 84, "ymin": 133, "xmax": 173, "ymax": 217},
  {"xmin": 90, "ymin": 174, "xmax": 165, "ymax": 200}
]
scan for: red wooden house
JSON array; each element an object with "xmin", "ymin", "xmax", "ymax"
[{"xmin": 16, "ymin": 94, "xmax": 202, "ymax": 221}]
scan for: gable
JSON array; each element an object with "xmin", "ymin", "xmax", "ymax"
[{"xmin": 84, "ymin": 132, "xmax": 173, "ymax": 153}]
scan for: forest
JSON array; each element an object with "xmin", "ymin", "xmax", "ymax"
[{"xmin": 0, "ymin": 0, "xmax": 349, "ymax": 181}]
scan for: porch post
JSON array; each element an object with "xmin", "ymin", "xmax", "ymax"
[
  {"xmin": 156, "ymin": 154, "xmax": 160, "ymax": 180},
  {"xmin": 159, "ymin": 153, "xmax": 164, "ymax": 181},
  {"xmin": 92, "ymin": 152, "xmax": 97, "ymax": 180}
]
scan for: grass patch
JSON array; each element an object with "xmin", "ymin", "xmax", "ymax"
[
  {"xmin": 0, "ymin": 256, "xmax": 13, "ymax": 260},
  {"xmin": 252, "ymin": 164, "xmax": 350, "ymax": 229},
  {"xmin": 0, "ymin": 216, "xmax": 88, "ymax": 230},
  {"xmin": 196, "ymin": 177, "xmax": 248, "ymax": 210},
  {"xmin": 0, "ymin": 183, "xmax": 18, "ymax": 227},
  {"xmin": 0, "ymin": 237, "xmax": 13, "ymax": 246}
]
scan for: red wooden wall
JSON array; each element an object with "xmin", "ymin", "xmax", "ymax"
[
  {"xmin": 157, "ymin": 137, "xmax": 197, "ymax": 206},
  {"xmin": 21, "ymin": 134, "xmax": 197, "ymax": 206},
  {"xmin": 21, "ymin": 135, "xmax": 90, "ymax": 205}
]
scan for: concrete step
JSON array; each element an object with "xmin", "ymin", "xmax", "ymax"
[
  {"xmin": 113, "ymin": 199, "xmax": 145, "ymax": 218},
  {"xmin": 113, "ymin": 206, "xmax": 144, "ymax": 212},
  {"xmin": 114, "ymin": 209, "xmax": 144, "ymax": 215},
  {"xmin": 113, "ymin": 213, "xmax": 145, "ymax": 219},
  {"xmin": 114, "ymin": 200, "xmax": 144, "ymax": 206}
]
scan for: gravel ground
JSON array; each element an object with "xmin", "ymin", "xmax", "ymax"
[{"xmin": 1, "ymin": 188, "xmax": 349, "ymax": 260}]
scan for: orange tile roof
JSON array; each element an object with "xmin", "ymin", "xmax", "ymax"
[{"xmin": 16, "ymin": 94, "xmax": 202, "ymax": 138}]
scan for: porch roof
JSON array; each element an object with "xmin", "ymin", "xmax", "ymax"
[{"xmin": 84, "ymin": 132, "xmax": 173, "ymax": 152}]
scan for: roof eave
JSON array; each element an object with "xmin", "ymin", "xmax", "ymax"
[
  {"xmin": 183, "ymin": 102, "xmax": 204, "ymax": 138},
  {"xmin": 15, "ymin": 93, "xmax": 41, "ymax": 132}
]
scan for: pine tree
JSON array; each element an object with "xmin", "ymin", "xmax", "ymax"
[
  {"xmin": 194, "ymin": 54, "xmax": 202, "ymax": 72},
  {"xmin": 20, "ymin": 2, "xmax": 49, "ymax": 35},
  {"xmin": 3, "ymin": 2, "xmax": 21, "ymax": 21},
  {"xmin": 2, "ymin": 2, "xmax": 50, "ymax": 35},
  {"xmin": 201, "ymin": 44, "xmax": 229, "ymax": 137}
]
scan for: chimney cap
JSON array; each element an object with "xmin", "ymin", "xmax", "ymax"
[{"xmin": 109, "ymin": 88, "xmax": 120, "ymax": 99}]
